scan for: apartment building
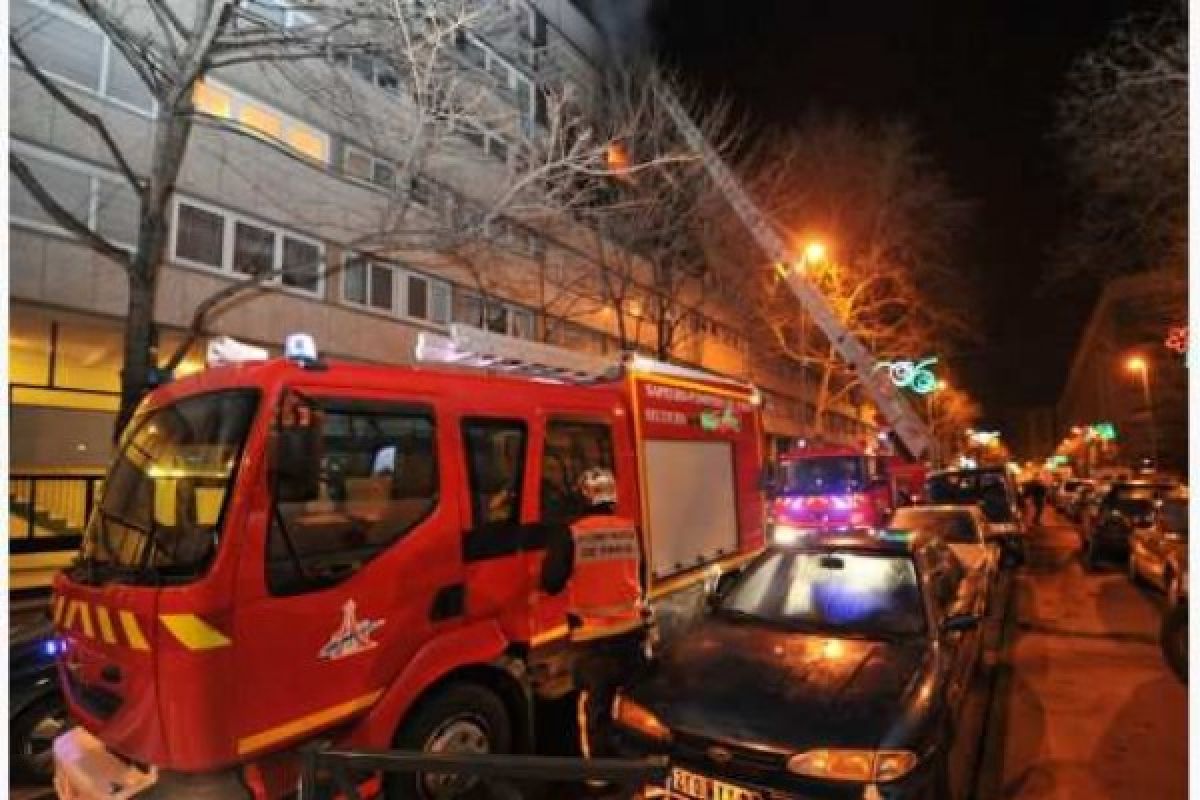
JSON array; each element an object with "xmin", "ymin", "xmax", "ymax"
[
  {"xmin": 1055, "ymin": 270, "xmax": 1188, "ymax": 477},
  {"xmin": 8, "ymin": 0, "xmax": 872, "ymax": 580}
]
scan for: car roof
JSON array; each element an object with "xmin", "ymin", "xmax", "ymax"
[
  {"xmin": 894, "ymin": 504, "xmax": 980, "ymax": 515},
  {"xmin": 771, "ymin": 527, "xmax": 932, "ymax": 556}
]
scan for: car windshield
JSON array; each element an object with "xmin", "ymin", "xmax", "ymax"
[
  {"xmin": 718, "ymin": 550, "xmax": 927, "ymax": 638},
  {"xmin": 1160, "ymin": 499, "xmax": 1188, "ymax": 535},
  {"xmin": 927, "ymin": 471, "xmax": 1015, "ymax": 523},
  {"xmin": 76, "ymin": 389, "xmax": 259, "ymax": 585},
  {"xmin": 781, "ymin": 456, "xmax": 866, "ymax": 495},
  {"xmin": 891, "ymin": 509, "xmax": 980, "ymax": 544},
  {"xmin": 1112, "ymin": 487, "xmax": 1167, "ymax": 517}
]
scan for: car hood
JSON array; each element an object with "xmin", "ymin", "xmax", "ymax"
[{"xmin": 632, "ymin": 618, "xmax": 935, "ymax": 752}]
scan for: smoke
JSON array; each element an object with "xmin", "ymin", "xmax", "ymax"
[{"xmin": 578, "ymin": 0, "xmax": 653, "ymax": 59}]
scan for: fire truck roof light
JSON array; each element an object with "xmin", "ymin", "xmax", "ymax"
[
  {"xmin": 206, "ymin": 336, "xmax": 268, "ymax": 368},
  {"xmin": 285, "ymin": 333, "xmax": 319, "ymax": 367}
]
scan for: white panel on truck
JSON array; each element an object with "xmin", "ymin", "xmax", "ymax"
[{"xmin": 644, "ymin": 439, "xmax": 739, "ymax": 580}]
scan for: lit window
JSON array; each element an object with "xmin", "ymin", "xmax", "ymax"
[
  {"xmin": 240, "ymin": 103, "xmax": 284, "ymax": 139},
  {"xmin": 193, "ymin": 81, "xmax": 232, "ymax": 118},
  {"xmin": 285, "ymin": 124, "xmax": 327, "ymax": 162}
]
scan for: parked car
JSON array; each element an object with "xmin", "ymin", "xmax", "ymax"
[
  {"xmin": 926, "ymin": 467, "xmax": 1027, "ymax": 564},
  {"xmin": 1081, "ymin": 481, "xmax": 1177, "ymax": 569},
  {"xmin": 1129, "ymin": 490, "xmax": 1189, "ymax": 603},
  {"xmin": 1055, "ymin": 479, "xmax": 1093, "ymax": 514},
  {"xmin": 10, "ymin": 617, "xmax": 68, "ymax": 784},
  {"xmin": 612, "ymin": 529, "xmax": 987, "ymax": 800},
  {"xmin": 891, "ymin": 504, "xmax": 999, "ymax": 603}
]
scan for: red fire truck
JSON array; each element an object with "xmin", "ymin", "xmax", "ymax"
[
  {"xmin": 49, "ymin": 327, "xmax": 765, "ymax": 799},
  {"xmin": 768, "ymin": 442, "xmax": 927, "ymax": 539}
]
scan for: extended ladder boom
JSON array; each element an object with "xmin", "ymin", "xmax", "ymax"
[{"xmin": 654, "ymin": 81, "xmax": 932, "ymax": 459}]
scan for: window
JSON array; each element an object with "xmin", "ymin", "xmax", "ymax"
[
  {"xmin": 282, "ymin": 236, "xmax": 322, "ymax": 291},
  {"xmin": 407, "ymin": 274, "xmax": 428, "ymax": 319},
  {"xmin": 462, "ymin": 420, "xmax": 526, "ymax": 529},
  {"xmin": 268, "ymin": 399, "xmax": 438, "ymax": 595},
  {"xmin": 233, "ymin": 221, "xmax": 276, "ymax": 276},
  {"xmin": 541, "ymin": 420, "xmax": 616, "ymax": 524},
  {"xmin": 192, "ymin": 79, "xmax": 329, "ymax": 163},
  {"xmin": 454, "ymin": 292, "xmax": 533, "ymax": 338},
  {"xmin": 342, "ymin": 255, "xmax": 449, "ymax": 323},
  {"xmin": 11, "ymin": 144, "xmax": 140, "ymax": 247},
  {"xmin": 431, "ymin": 282, "xmax": 451, "ymax": 324},
  {"xmin": 343, "ymin": 145, "xmax": 397, "ymax": 191},
  {"xmin": 171, "ymin": 199, "xmax": 324, "ymax": 296},
  {"xmin": 11, "ymin": 0, "xmax": 154, "ymax": 113},
  {"xmin": 176, "ymin": 204, "xmax": 225, "ymax": 267}
]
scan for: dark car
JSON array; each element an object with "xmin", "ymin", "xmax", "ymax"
[
  {"xmin": 926, "ymin": 468, "xmax": 1026, "ymax": 565},
  {"xmin": 612, "ymin": 530, "xmax": 986, "ymax": 800},
  {"xmin": 10, "ymin": 616, "xmax": 69, "ymax": 784},
  {"xmin": 1081, "ymin": 481, "xmax": 1176, "ymax": 569}
]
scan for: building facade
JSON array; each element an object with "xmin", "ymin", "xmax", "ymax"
[
  {"xmin": 1055, "ymin": 270, "xmax": 1188, "ymax": 478},
  {"xmin": 8, "ymin": 0, "xmax": 872, "ymax": 582}
]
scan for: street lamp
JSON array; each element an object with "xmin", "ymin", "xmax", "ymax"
[{"xmin": 1125, "ymin": 355, "xmax": 1158, "ymax": 471}]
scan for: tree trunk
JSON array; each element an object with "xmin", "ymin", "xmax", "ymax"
[{"xmin": 112, "ymin": 103, "xmax": 195, "ymax": 439}]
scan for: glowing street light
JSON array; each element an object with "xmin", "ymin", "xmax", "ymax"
[
  {"xmin": 804, "ymin": 241, "xmax": 827, "ymax": 264},
  {"xmin": 1124, "ymin": 353, "xmax": 1158, "ymax": 470}
]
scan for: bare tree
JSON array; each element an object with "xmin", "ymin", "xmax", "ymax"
[
  {"xmin": 12, "ymin": 0, "xmax": 679, "ymax": 436},
  {"xmin": 710, "ymin": 115, "xmax": 974, "ymax": 435},
  {"xmin": 1054, "ymin": 7, "xmax": 1187, "ymax": 280}
]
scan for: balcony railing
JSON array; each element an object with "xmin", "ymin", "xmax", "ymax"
[{"xmin": 9, "ymin": 472, "xmax": 104, "ymax": 554}]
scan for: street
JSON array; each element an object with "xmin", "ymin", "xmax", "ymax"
[{"xmin": 975, "ymin": 509, "xmax": 1187, "ymax": 800}]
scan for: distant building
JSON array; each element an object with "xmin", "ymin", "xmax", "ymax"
[{"xmin": 1055, "ymin": 270, "xmax": 1187, "ymax": 477}]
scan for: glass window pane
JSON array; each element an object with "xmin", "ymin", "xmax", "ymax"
[
  {"xmin": 431, "ymin": 283, "xmax": 451, "ymax": 324},
  {"xmin": 55, "ymin": 317, "xmax": 123, "ymax": 392},
  {"xmin": 268, "ymin": 402, "xmax": 438, "ymax": 596},
  {"xmin": 407, "ymin": 275, "xmax": 428, "ymax": 319},
  {"xmin": 454, "ymin": 293, "xmax": 482, "ymax": 326},
  {"xmin": 369, "ymin": 264, "xmax": 393, "ymax": 310},
  {"xmin": 233, "ymin": 221, "xmax": 276, "ymax": 276},
  {"xmin": 485, "ymin": 302, "xmax": 508, "ymax": 334},
  {"xmin": 282, "ymin": 237, "xmax": 321, "ymax": 292},
  {"xmin": 510, "ymin": 309, "xmax": 532, "ymax": 339},
  {"xmin": 344, "ymin": 148, "xmax": 371, "ymax": 181},
  {"xmin": 343, "ymin": 256, "xmax": 367, "ymax": 304},
  {"xmin": 104, "ymin": 48, "xmax": 153, "ymax": 111},
  {"xmin": 285, "ymin": 125, "xmax": 328, "ymax": 162},
  {"xmin": 12, "ymin": 5, "xmax": 103, "ymax": 91},
  {"xmin": 8, "ymin": 306, "xmax": 52, "ymax": 386},
  {"xmin": 463, "ymin": 420, "xmax": 526, "ymax": 527},
  {"xmin": 372, "ymin": 160, "xmax": 396, "ymax": 189},
  {"xmin": 541, "ymin": 420, "xmax": 616, "ymax": 524},
  {"xmin": 192, "ymin": 81, "xmax": 232, "ymax": 118},
  {"xmin": 350, "ymin": 54, "xmax": 375, "ymax": 82},
  {"xmin": 175, "ymin": 204, "xmax": 225, "ymax": 267},
  {"xmin": 11, "ymin": 156, "xmax": 92, "ymax": 228},
  {"xmin": 94, "ymin": 178, "xmax": 139, "ymax": 244},
  {"xmin": 240, "ymin": 103, "xmax": 284, "ymax": 139}
]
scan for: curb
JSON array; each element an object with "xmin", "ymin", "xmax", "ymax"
[{"xmin": 971, "ymin": 568, "xmax": 1021, "ymax": 800}]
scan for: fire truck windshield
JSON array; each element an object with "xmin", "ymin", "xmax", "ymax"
[
  {"xmin": 74, "ymin": 389, "xmax": 259, "ymax": 585},
  {"xmin": 781, "ymin": 456, "xmax": 866, "ymax": 496}
]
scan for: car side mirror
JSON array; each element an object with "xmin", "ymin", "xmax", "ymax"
[
  {"xmin": 271, "ymin": 392, "xmax": 322, "ymax": 504},
  {"xmin": 941, "ymin": 612, "xmax": 980, "ymax": 634}
]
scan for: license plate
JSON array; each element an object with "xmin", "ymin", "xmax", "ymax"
[{"xmin": 669, "ymin": 767, "xmax": 762, "ymax": 800}]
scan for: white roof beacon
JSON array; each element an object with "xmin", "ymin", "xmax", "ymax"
[{"xmin": 205, "ymin": 336, "xmax": 268, "ymax": 368}]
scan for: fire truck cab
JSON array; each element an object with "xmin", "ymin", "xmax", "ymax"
[
  {"xmin": 50, "ymin": 328, "xmax": 765, "ymax": 799},
  {"xmin": 769, "ymin": 442, "xmax": 922, "ymax": 539}
]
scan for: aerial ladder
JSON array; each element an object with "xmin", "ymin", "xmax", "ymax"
[{"xmin": 653, "ymin": 80, "xmax": 933, "ymax": 460}]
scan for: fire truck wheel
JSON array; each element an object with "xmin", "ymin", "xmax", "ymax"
[{"xmin": 386, "ymin": 683, "xmax": 513, "ymax": 800}]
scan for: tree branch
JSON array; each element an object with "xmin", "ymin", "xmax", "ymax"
[
  {"xmin": 9, "ymin": 36, "xmax": 144, "ymax": 193},
  {"xmin": 10, "ymin": 154, "xmax": 132, "ymax": 268}
]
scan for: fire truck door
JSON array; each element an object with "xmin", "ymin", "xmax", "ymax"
[
  {"xmin": 233, "ymin": 396, "xmax": 456, "ymax": 757},
  {"xmin": 459, "ymin": 418, "xmax": 536, "ymax": 626}
]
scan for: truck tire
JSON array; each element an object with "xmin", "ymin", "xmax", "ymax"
[{"xmin": 386, "ymin": 683, "xmax": 513, "ymax": 800}]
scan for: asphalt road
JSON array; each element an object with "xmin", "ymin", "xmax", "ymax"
[{"xmin": 974, "ymin": 509, "xmax": 1188, "ymax": 800}]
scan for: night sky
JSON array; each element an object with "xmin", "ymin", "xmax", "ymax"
[{"xmin": 628, "ymin": 0, "xmax": 1170, "ymax": 426}]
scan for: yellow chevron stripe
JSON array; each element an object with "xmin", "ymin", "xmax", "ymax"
[
  {"xmin": 118, "ymin": 610, "xmax": 150, "ymax": 651},
  {"xmin": 236, "ymin": 690, "xmax": 383, "ymax": 755},
  {"xmin": 52, "ymin": 595, "xmax": 65, "ymax": 625},
  {"xmin": 62, "ymin": 600, "xmax": 80, "ymax": 631},
  {"xmin": 76, "ymin": 602, "xmax": 95, "ymax": 638},
  {"xmin": 159, "ymin": 614, "xmax": 232, "ymax": 650},
  {"xmin": 94, "ymin": 606, "xmax": 117, "ymax": 644}
]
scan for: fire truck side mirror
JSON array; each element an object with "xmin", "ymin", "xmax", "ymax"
[{"xmin": 271, "ymin": 393, "xmax": 322, "ymax": 504}]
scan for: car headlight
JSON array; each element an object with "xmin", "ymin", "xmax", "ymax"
[
  {"xmin": 612, "ymin": 694, "xmax": 672, "ymax": 742},
  {"xmin": 786, "ymin": 749, "xmax": 917, "ymax": 782}
]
